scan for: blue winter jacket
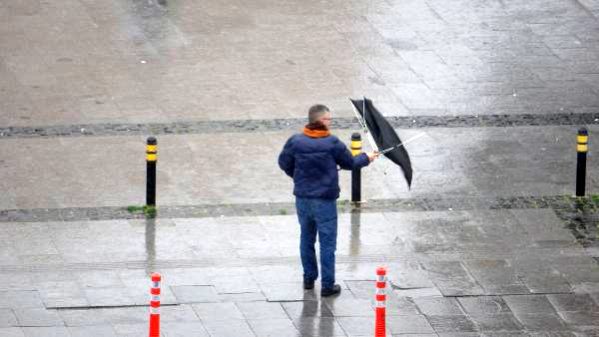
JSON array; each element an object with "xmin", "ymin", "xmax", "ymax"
[{"xmin": 278, "ymin": 132, "xmax": 370, "ymax": 200}]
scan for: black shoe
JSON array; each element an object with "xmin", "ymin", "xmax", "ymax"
[
  {"xmin": 321, "ymin": 284, "xmax": 341, "ymax": 297},
  {"xmin": 304, "ymin": 280, "xmax": 315, "ymax": 290}
]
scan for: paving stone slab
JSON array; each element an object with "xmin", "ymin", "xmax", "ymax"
[
  {"xmin": 465, "ymin": 259, "xmax": 530, "ymax": 295},
  {"xmin": 14, "ymin": 308, "xmax": 64, "ymax": 327},
  {"xmin": 336, "ymin": 316, "xmax": 378, "ymax": 336},
  {"xmin": 547, "ymin": 293, "xmax": 599, "ymax": 312},
  {"xmin": 236, "ymin": 301, "xmax": 288, "ymax": 320},
  {"xmin": 457, "ymin": 296, "xmax": 512, "ymax": 315},
  {"xmin": 422, "ymin": 261, "xmax": 484, "ymax": 296},
  {"xmin": 413, "ymin": 297, "xmax": 464, "ymax": 316},
  {"xmin": 558, "ymin": 311, "xmax": 599, "ymax": 327},
  {"xmin": 260, "ymin": 282, "xmax": 317, "ymax": 302},
  {"xmin": 68, "ymin": 325, "xmax": 118, "ymax": 337},
  {"xmin": 0, "ymin": 291, "xmax": 44, "ymax": 309},
  {"xmin": 202, "ymin": 319, "xmax": 256, "ymax": 337},
  {"xmin": 247, "ymin": 318, "xmax": 300, "ymax": 337},
  {"xmin": 323, "ymin": 297, "xmax": 374, "ymax": 317},
  {"xmin": 468, "ymin": 313, "xmax": 524, "ymax": 331},
  {"xmin": 191, "ymin": 302, "xmax": 245, "ymax": 321},
  {"xmin": 386, "ymin": 314, "xmax": 435, "ymax": 335},
  {"xmin": 427, "ymin": 315, "xmax": 478, "ymax": 333},
  {"xmin": 0, "ymin": 309, "xmax": 18, "ymax": 327},
  {"xmin": 21, "ymin": 326, "xmax": 71, "ymax": 337},
  {"xmin": 502, "ymin": 295, "xmax": 557, "ymax": 314},
  {"xmin": 170, "ymin": 285, "xmax": 219, "ymax": 303},
  {"xmin": 161, "ymin": 322, "xmax": 209, "ymax": 337},
  {"xmin": 0, "ymin": 328, "xmax": 25, "ymax": 337},
  {"xmin": 513, "ymin": 313, "xmax": 569, "ymax": 331},
  {"xmin": 281, "ymin": 301, "xmax": 334, "ymax": 320},
  {"xmin": 83, "ymin": 288, "xmax": 135, "ymax": 307},
  {"xmin": 292, "ymin": 316, "xmax": 346, "ymax": 337}
]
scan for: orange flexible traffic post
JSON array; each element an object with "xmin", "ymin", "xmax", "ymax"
[
  {"xmin": 374, "ymin": 267, "xmax": 387, "ymax": 337},
  {"xmin": 148, "ymin": 273, "xmax": 161, "ymax": 337}
]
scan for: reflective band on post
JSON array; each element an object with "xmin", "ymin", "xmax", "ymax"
[
  {"xmin": 148, "ymin": 272, "xmax": 161, "ymax": 337},
  {"xmin": 374, "ymin": 266, "xmax": 387, "ymax": 337}
]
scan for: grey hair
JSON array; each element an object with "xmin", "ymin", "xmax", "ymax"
[{"xmin": 308, "ymin": 104, "xmax": 330, "ymax": 123}]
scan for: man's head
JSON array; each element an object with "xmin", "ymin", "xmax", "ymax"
[{"xmin": 308, "ymin": 104, "xmax": 331, "ymax": 128}]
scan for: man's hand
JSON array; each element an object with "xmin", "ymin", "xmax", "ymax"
[{"xmin": 367, "ymin": 151, "xmax": 379, "ymax": 162}]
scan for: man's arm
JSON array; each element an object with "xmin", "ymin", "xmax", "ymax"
[
  {"xmin": 334, "ymin": 140, "xmax": 376, "ymax": 170},
  {"xmin": 278, "ymin": 137, "xmax": 295, "ymax": 177}
]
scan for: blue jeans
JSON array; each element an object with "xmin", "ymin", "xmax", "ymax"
[{"xmin": 295, "ymin": 197, "xmax": 338, "ymax": 289}]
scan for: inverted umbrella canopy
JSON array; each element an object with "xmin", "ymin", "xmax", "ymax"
[{"xmin": 350, "ymin": 98, "xmax": 413, "ymax": 188}]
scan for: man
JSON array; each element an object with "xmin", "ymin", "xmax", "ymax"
[{"xmin": 278, "ymin": 104, "xmax": 378, "ymax": 297}]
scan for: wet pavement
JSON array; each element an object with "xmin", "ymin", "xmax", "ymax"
[{"xmin": 2, "ymin": 0, "xmax": 599, "ymax": 336}]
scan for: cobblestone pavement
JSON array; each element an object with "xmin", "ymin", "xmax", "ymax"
[{"xmin": 2, "ymin": 0, "xmax": 599, "ymax": 336}]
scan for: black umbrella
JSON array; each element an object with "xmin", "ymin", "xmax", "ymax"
[{"xmin": 350, "ymin": 98, "xmax": 413, "ymax": 188}]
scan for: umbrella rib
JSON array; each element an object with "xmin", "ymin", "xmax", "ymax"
[
  {"xmin": 349, "ymin": 97, "xmax": 378, "ymax": 151},
  {"xmin": 379, "ymin": 132, "xmax": 426, "ymax": 154}
]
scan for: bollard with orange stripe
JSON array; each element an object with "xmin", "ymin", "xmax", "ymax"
[
  {"xmin": 148, "ymin": 273, "xmax": 161, "ymax": 337},
  {"xmin": 374, "ymin": 267, "xmax": 387, "ymax": 337}
]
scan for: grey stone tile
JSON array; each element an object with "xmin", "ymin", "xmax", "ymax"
[
  {"xmin": 159, "ymin": 305, "xmax": 199, "ymax": 322},
  {"xmin": 428, "ymin": 315, "xmax": 478, "ymax": 333},
  {"xmin": 465, "ymin": 260, "xmax": 530, "ymax": 295},
  {"xmin": 22, "ymin": 327, "xmax": 71, "ymax": 337},
  {"xmin": 111, "ymin": 323, "xmax": 146, "ymax": 336},
  {"xmin": 336, "ymin": 316, "xmax": 376, "ymax": 336},
  {"xmin": 558, "ymin": 311, "xmax": 599, "ymax": 326},
  {"xmin": 0, "ymin": 291, "xmax": 44, "ymax": 309},
  {"xmin": 413, "ymin": 297, "xmax": 464, "ymax": 316},
  {"xmin": 0, "ymin": 309, "xmax": 17, "ymax": 327},
  {"xmin": 547, "ymin": 293, "xmax": 599, "ymax": 312},
  {"xmin": 324, "ymin": 297, "xmax": 374, "ymax": 317},
  {"xmin": 458, "ymin": 296, "xmax": 512, "ymax": 315},
  {"xmin": 385, "ymin": 296, "xmax": 420, "ymax": 316},
  {"xmin": 0, "ymin": 328, "xmax": 25, "ymax": 337},
  {"xmin": 161, "ymin": 322, "xmax": 209, "ymax": 337},
  {"xmin": 247, "ymin": 318, "xmax": 300, "ymax": 337},
  {"xmin": 202, "ymin": 319, "xmax": 256, "ymax": 337},
  {"xmin": 260, "ymin": 282, "xmax": 315, "ymax": 302},
  {"xmin": 237, "ymin": 301, "xmax": 288, "ymax": 320},
  {"xmin": 514, "ymin": 313, "xmax": 569, "ymax": 331},
  {"xmin": 292, "ymin": 317, "xmax": 346, "ymax": 337},
  {"xmin": 422, "ymin": 261, "xmax": 484, "ymax": 296},
  {"xmin": 217, "ymin": 292, "xmax": 267, "ymax": 302},
  {"xmin": 83, "ymin": 288, "xmax": 135, "ymax": 307},
  {"xmin": 98, "ymin": 307, "xmax": 147, "ymax": 325},
  {"xmin": 282, "ymin": 301, "xmax": 333, "ymax": 319},
  {"xmin": 59, "ymin": 308, "xmax": 109, "ymax": 327},
  {"xmin": 75, "ymin": 271, "xmax": 124, "ymax": 288},
  {"xmin": 192, "ymin": 302, "xmax": 244, "ymax": 321},
  {"xmin": 170, "ymin": 285, "xmax": 219, "ymax": 303},
  {"xmin": 68, "ymin": 325, "xmax": 117, "ymax": 337},
  {"xmin": 14, "ymin": 308, "xmax": 64, "ymax": 327},
  {"xmin": 387, "ymin": 315, "xmax": 435, "ymax": 334},
  {"xmin": 503, "ymin": 295, "xmax": 557, "ymax": 314},
  {"xmin": 468, "ymin": 314, "xmax": 523, "ymax": 331}
]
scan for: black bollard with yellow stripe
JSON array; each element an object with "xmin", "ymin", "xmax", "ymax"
[
  {"xmin": 576, "ymin": 128, "xmax": 588, "ymax": 197},
  {"xmin": 146, "ymin": 137, "xmax": 157, "ymax": 206},
  {"xmin": 351, "ymin": 133, "xmax": 362, "ymax": 204}
]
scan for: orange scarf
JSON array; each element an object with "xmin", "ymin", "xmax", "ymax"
[{"xmin": 303, "ymin": 121, "xmax": 330, "ymax": 138}]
